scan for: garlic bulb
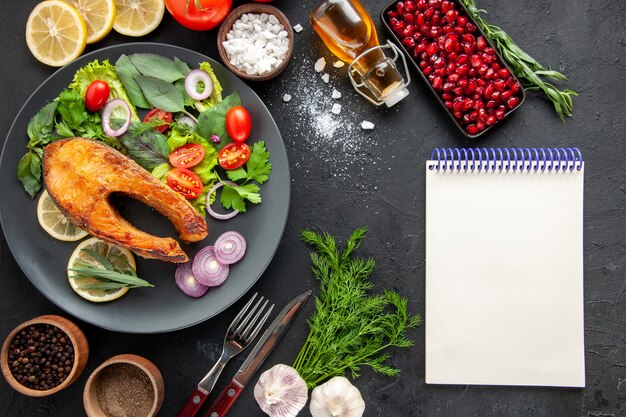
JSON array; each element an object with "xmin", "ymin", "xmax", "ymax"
[
  {"xmin": 254, "ymin": 364, "xmax": 308, "ymax": 417},
  {"xmin": 310, "ymin": 377, "xmax": 365, "ymax": 417}
]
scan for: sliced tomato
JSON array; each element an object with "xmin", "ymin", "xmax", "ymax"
[
  {"xmin": 167, "ymin": 168, "xmax": 203, "ymax": 199},
  {"xmin": 218, "ymin": 143, "xmax": 250, "ymax": 170},
  {"xmin": 85, "ymin": 80, "xmax": 110, "ymax": 112},
  {"xmin": 226, "ymin": 106, "xmax": 252, "ymax": 143},
  {"xmin": 170, "ymin": 144, "xmax": 205, "ymax": 169},
  {"xmin": 165, "ymin": 0, "xmax": 232, "ymax": 31},
  {"xmin": 143, "ymin": 108, "xmax": 173, "ymax": 133}
]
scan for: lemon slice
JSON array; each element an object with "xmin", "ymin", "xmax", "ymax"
[
  {"xmin": 37, "ymin": 190, "xmax": 89, "ymax": 241},
  {"xmin": 25, "ymin": 0, "xmax": 88, "ymax": 67},
  {"xmin": 113, "ymin": 0, "xmax": 165, "ymax": 37},
  {"xmin": 67, "ymin": 237, "xmax": 137, "ymax": 302},
  {"xmin": 61, "ymin": 0, "xmax": 116, "ymax": 44}
]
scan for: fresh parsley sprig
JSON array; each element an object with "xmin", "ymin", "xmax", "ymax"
[
  {"xmin": 293, "ymin": 228, "xmax": 422, "ymax": 389},
  {"xmin": 460, "ymin": 0, "xmax": 577, "ymax": 121}
]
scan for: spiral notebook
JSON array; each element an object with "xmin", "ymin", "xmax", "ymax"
[{"xmin": 425, "ymin": 148, "xmax": 585, "ymax": 387}]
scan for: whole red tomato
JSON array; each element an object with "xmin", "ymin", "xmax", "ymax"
[{"xmin": 165, "ymin": 0, "xmax": 232, "ymax": 31}]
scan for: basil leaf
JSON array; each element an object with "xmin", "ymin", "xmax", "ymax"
[
  {"xmin": 115, "ymin": 54, "xmax": 151, "ymax": 109},
  {"xmin": 27, "ymin": 101, "xmax": 58, "ymax": 148},
  {"xmin": 135, "ymin": 75, "xmax": 185, "ymax": 113},
  {"xmin": 17, "ymin": 151, "xmax": 42, "ymax": 198},
  {"xmin": 129, "ymin": 53, "xmax": 187, "ymax": 83},
  {"xmin": 195, "ymin": 92, "xmax": 241, "ymax": 149},
  {"xmin": 118, "ymin": 122, "xmax": 170, "ymax": 169},
  {"xmin": 174, "ymin": 56, "xmax": 191, "ymax": 75}
]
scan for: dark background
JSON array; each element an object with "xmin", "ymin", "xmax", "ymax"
[{"xmin": 1, "ymin": 0, "xmax": 624, "ymax": 416}]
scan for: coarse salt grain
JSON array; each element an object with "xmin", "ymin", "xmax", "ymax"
[
  {"xmin": 361, "ymin": 120, "xmax": 375, "ymax": 130},
  {"xmin": 331, "ymin": 89, "xmax": 342, "ymax": 99},
  {"xmin": 293, "ymin": 24, "xmax": 303, "ymax": 33},
  {"xmin": 321, "ymin": 73, "xmax": 330, "ymax": 83},
  {"xmin": 314, "ymin": 57, "xmax": 326, "ymax": 72},
  {"xmin": 283, "ymin": 94, "xmax": 292, "ymax": 102},
  {"xmin": 331, "ymin": 103, "xmax": 342, "ymax": 114},
  {"xmin": 333, "ymin": 60, "xmax": 345, "ymax": 68},
  {"xmin": 222, "ymin": 13, "xmax": 290, "ymax": 76}
]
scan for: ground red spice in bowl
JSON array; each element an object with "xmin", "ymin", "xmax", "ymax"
[
  {"xmin": 95, "ymin": 363, "xmax": 155, "ymax": 417},
  {"xmin": 7, "ymin": 323, "xmax": 74, "ymax": 391}
]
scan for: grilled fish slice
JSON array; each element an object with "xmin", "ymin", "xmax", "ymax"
[{"xmin": 43, "ymin": 138, "xmax": 208, "ymax": 263}]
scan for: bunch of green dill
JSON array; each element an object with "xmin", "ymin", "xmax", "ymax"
[
  {"xmin": 293, "ymin": 228, "xmax": 421, "ymax": 389},
  {"xmin": 460, "ymin": 0, "xmax": 578, "ymax": 121}
]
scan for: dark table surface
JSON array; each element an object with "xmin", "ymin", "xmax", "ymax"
[{"xmin": 1, "ymin": 0, "xmax": 624, "ymax": 416}]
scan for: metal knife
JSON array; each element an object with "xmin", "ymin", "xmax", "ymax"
[{"xmin": 203, "ymin": 290, "xmax": 312, "ymax": 417}]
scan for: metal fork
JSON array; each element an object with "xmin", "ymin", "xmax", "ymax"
[{"xmin": 176, "ymin": 293, "xmax": 274, "ymax": 417}]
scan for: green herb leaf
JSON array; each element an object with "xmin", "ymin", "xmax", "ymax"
[
  {"xmin": 246, "ymin": 141, "xmax": 272, "ymax": 184},
  {"xmin": 220, "ymin": 183, "xmax": 261, "ymax": 212},
  {"xmin": 26, "ymin": 101, "xmax": 58, "ymax": 148},
  {"xmin": 195, "ymin": 92, "xmax": 241, "ymax": 148},
  {"xmin": 225, "ymin": 167, "xmax": 247, "ymax": 182},
  {"xmin": 174, "ymin": 56, "xmax": 191, "ymax": 75},
  {"xmin": 70, "ymin": 266, "xmax": 153, "ymax": 288},
  {"xmin": 135, "ymin": 75, "xmax": 185, "ymax": 113},
  {"xmin": 293, "ymin": 228, "xmax": 421, "ymax": 388},
  {"xmin": 17, "ymin": 151, "xmax": 42, "ymax": 198},
  {"xmin": 129, "ymin": 53, "xmax": 187, "ymax": 83},
  {"xmin": 118, "ymin": 122, "xmax": 170, "ymax": 169},
  {"xmin": 115, "ymin": 54, "xmax": 152, "ymax": 109}
]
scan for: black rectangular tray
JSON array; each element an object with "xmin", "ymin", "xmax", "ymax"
[{"xmin": 380, "ymin": 0, "xmax": 526, "ymax": 139}]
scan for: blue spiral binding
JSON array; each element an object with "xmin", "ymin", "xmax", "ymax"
[{"xmin": 428, "ymin": 148, "xmax": 583, "ymax": 172}]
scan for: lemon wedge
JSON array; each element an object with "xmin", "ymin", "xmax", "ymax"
[
  {"xmin": 113, "ymin": 0, "xmax": 165, "ymax": 37},
  {"xmin": 67, "ymin": 237, "xmax": 137, "ymax": 302},
  {"xmin": 61, "ymin": 0, "xmax": 116, "ymax": 44},
  {"xmin": 37, "ymin": 190, "xmax": 89, "ymax": 241},
  {"xmin": 25, "ymin": 0, "xmax": 88, "ymax": 67}
]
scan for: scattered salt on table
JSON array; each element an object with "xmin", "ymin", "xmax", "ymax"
[
  {"xmin": 222, "ymin": 13, "xmax": 290, "ymax": 76},
  {"xmin": 314, "ymin": 57, "xmax": 326, "ymax": 72},
  {"xmin": 333, "ymin": 61, "xmax": 345, "ymax": 68},
  {"xmin": 361, "ymin": 120, "xmax": 375, "ymax": 130},
  {"xmin": 293, "ymin": 24, "xmax": 303, "ymax": 33},
  {"xmin": 283, "ymin": 94, "xmax": 292, "ymax": 102},
  {"xmin": 331, "ymin": 89, "xmax": 342, "ymax": 99},
  {"xmin": 331, "ymin": 103, "xmax": 342, "ymax": 115},
  {"xmin": 321, "ymin": 73, "xmax": 330, "ymax": 83}
]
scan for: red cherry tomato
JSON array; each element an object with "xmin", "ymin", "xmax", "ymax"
[
  {"xmin": 169, "ymin": 144, "xmax": 205, "ymax": 169},
  {"xmin": 167, "ymin": 168, "xmax": 203, "ymax": 199},
  {"xmin": 84, "ymin": 80, "xmax": 110, "ymax": 112},
  {"xmin": 225, "ymin": 106, "xmax": 252, "ymax": 143},
  {"xmin": 218, "ymin": 143, "xmax": 250, "ymax": 170},
  {"xmin": 164, "ymin": 0, "xmax": 232, "ymax": 31},
  {"xmin": 143, "ymin": 108, "xmax": 173, "ymax": 133}
]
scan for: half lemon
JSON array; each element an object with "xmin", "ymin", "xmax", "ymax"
[
  {"xmin": 113, "ymin": 0, "xmax": 165, "ymax": 37},
  {"xmin": 61, "ymin": 0, "xmax": 116, "ymax": 44},
  {"xmin": 37, "ymin": 189, "xmax": 89, "ymax": 241}
]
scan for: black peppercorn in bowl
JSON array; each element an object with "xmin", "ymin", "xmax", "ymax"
[{"xmin": 1, "ymin": 315, "xmax": 89, "ymax": 396}]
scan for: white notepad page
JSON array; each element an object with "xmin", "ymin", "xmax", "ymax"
[{"xmin": 425, "ymin": 162, "xmax": 585, "ymax": 387}]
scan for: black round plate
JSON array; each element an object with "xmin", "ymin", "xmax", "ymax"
[{"xmin": 0, "ymin": 43, "xmax": 290, "ymax": 333}]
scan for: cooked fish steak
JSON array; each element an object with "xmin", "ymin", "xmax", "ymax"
[{"xmin": 43, "ymin": 138, "xmax": 208, "ymax": 263}]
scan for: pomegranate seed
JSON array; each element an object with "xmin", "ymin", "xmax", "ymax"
[
  {"xmin": 461, "ymin": 43, "xmax": 472, "ymax": 55},
  {"xmin": 415, "ymin": 43, "xmax": 427, "ymax": 53},
  {"xmin": 452, "ymin": 98, "xmax": 464, "ymax": 111},
  {"xmin": 466, "ymin": 22, "xmax": 477, "ymax": 32},
  {"xmin": 434, "ymin": 56, "xmax": 446, "ymax": 67},
  {"xmin": 453, "ymin": 26, "xmax": 465, "ymax": 35},
  {"xmin": 506, "ymin": 96, "xmax": 520, "ymax": 109},
  {"xmin": 494, "ymin": 79, "xmax": 506, "ymax": 91},
  {"xmin": 468, "ymin": 68, "xmax": 477, "ymax": 77},
  {"xmin": 428, "ymin": 74, "xmax": 435, "ymax": 82},
  {"xmin": 486, "ymin": 100, "xmax": 496, "ymax": 109},
  {"xmin": 452, "ymin": 86, "xmax": 464, "ymax": 96},
  {"xmin": 495, "ymin": 109, "xmax": 505, "ymax": 120},
  {"xmin": 402, "ymin": 37, "xmax": 416, "ymax": 48},
  {"xmin": 429, "ymin": 0, "xmax": 441, "ymax": 7},
  {"xmin": 443, "ymin": 82, "xmax": 455, "ymax": 92},
  {"xmin": 444, "ymin": 36, "xmax": 457, "ymax": 52},
  {"xmin": 448, "ymin": 52, "xmax": 458, "ymax": 61},
  {"xmin": 463, "ymin": 97, "xmax": 473, "ymax": 110},
  {"xmin": 442, "ymin": 92, "xmax": 452, "ymax": 100},
  {"xmin": 463, "ymin": 113, "xmax": 471, "ymax": 124},
  {"xmin": 484, "ymin": 46, "xmax": 495, "ymax": 55},
  {"xmin": 457, "ymin": 16, "xmax": 468, "ymax": 26},
  {"xmin": 388, "ymin": 10, "xmax": 398, "ymax": 18},
  {"xmin": 446, "ymin": 62, "xmax": 457, "ymax": 74},
  {"xmin": 481, "ymin": 53, "xmax": 493, "ymax": 64},
  {"xmin": 468, "ymin": 110, "xmax": 478, "ymax": 121},
  {"xmin": 461, "ymin": 34, "xmax": 474, "ymax": 44},
  {"xmin": 413, "ymin": 32, "xmax": 424, "ymax": 42},
  {"xmin": 453, "ymin": 110, "xmax": 463, "ymax": 119},
  {"xmin": 416, "ymin": 13, "xmax": 426, "ymax": 25},
  {"xmin": 445, "ymin": 100, "xmax": 453, "ymax": 109},
  {"xmin": 485, "ymin": 68, "xmax": 495, "ymax": 80},
  {"xmin": 421, "ymin": 52, "xmax": 428, "ymax": 61},
  {"xmin": 478, "ymin": 64, "xmax": 488, "ymax": 75},
  {"xmin": 441, "ymin": 1, "xmax": 452, "ymax": 13},
  {"xmin": 466, "ymin": 79, "xmax": 477, "ymax": 93},
  {"xmin": 432, "ymin": 12, "xmax": 441, "ymax": 25},
  {"xmin": 475, "ymin": 86, "xmax": 484, "ymax": 96},
  {"xmin": 466, "ymin": 124, "xmax": 478, "ymax": 134},
  {"xmin": 496, "ymin": 69, "xmax": 509, "ymax": 80},
  {"xmin": 422, "ymin": 66, "xmax": 433, "ymax": 75},
  {"xmin": 437, "ymin": 35, "xmax": 446, "ymax": 48},
  {"xmin": 510, "ymin": 82, "xmax": 521, "ymax": 94},
  {"xmin": 486, "ymin": 115, "xmax": 496, "ymax": 125},
  {"xmin": 476, "ymin": 121, "xmax": 485, "ymax": 131},
  {"xmin": 430, "ymin": 26, "xmax": 441, "ymax": 37},
  {"xmin": 432, "ymin": 76, "xmax": 443, "ymax": 90},
  {"xmin": 476, "ymin": 36, "xmax": 487, "ymax": 50},
  {"xmin": 491, "ymin": 90, "xmax": 501, "ymax": 101},
  {"xmin": 484, "ymin": 83, "xmax": 495, "ymax": 98},
  {"xmin": 446, "ymin": 10, "xmax": 458, "ymax": 21},
  {"xmin": 443, "ymin": 24, "xmax": 453, "ymax": 33},
  {"xmin": 434, "ymin": 68, "xmax": 446, "ymax": 76},
  {"xmin": 426, "ymin": 42, "xmax": 438, "ymax": 55},
  {"xmin": 470, "ymin": 55, "xmax": 482, "ymax": 67},
  {"xmin": 447, "ymin": 73, "xmax": 460, "ymax": 82},
  {"xmin": 455, "ymin": 64, "xmax": 469, "ymax": 75},
  {"xmin": 424, "ymin": 8, "xmax": 434, "ymax": 19},
  {"xmin": 457, "ymin": 79, "xmax": 468, "ymax": 88},
  {"xmin": 405, "ymin": 0, "xmax": 416, "ymax": 13},
  {"xmin": 457, "ymin": 54, "xmax": 468, "ymax": 64},
  {"xmin": 501, "ymin": 90, "xmax": 513, "ymax": 100},
  {"xmin": 417, "ymin": 0, "xmax": 429, "ymax": 10},
  {"xmin": 402, "ymin": 24, "xmax": 414, "ymax": 37},
  {"xmin": 477, "ymin": 108, "xmax": 487, "ymax": 121},
  {"xmin": 404, "ymin": 13, "xmax": 416, "ymax": 23},
  {"xmin": 491, "ymin": 62, "xmax": 501, "ymax": 70}
]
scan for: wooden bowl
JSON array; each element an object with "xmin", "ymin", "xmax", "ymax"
[
  {"xmin": 83, "ymin": 354, "xmax": 164, "ymax": 417},
  {"xmin": 0, "ymin": 314, "xmax": 89, "ymax": 397},
  {"xmin": 217, "ymin": 3, "xmax": 295, "ymax": 81}
]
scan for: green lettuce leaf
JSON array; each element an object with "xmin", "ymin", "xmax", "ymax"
[{"xmin": 194, "ymin": 62, "xmax": 224, "ymax": 113}]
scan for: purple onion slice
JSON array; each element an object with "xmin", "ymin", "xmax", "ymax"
[
  {"xmin": 192, "ymin": 246, "xmax": 229, "ymax": 287},
  {"xmin": 175, "ymin": 261, "xmax": 209, "ymax": 298},
  {"xmin": 185, "ymin": 69, "xmax": 213, "ymax": 101},
  {"xmin": 214, "ymin": 231, "xmax": 246, "ymax": 265}
]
